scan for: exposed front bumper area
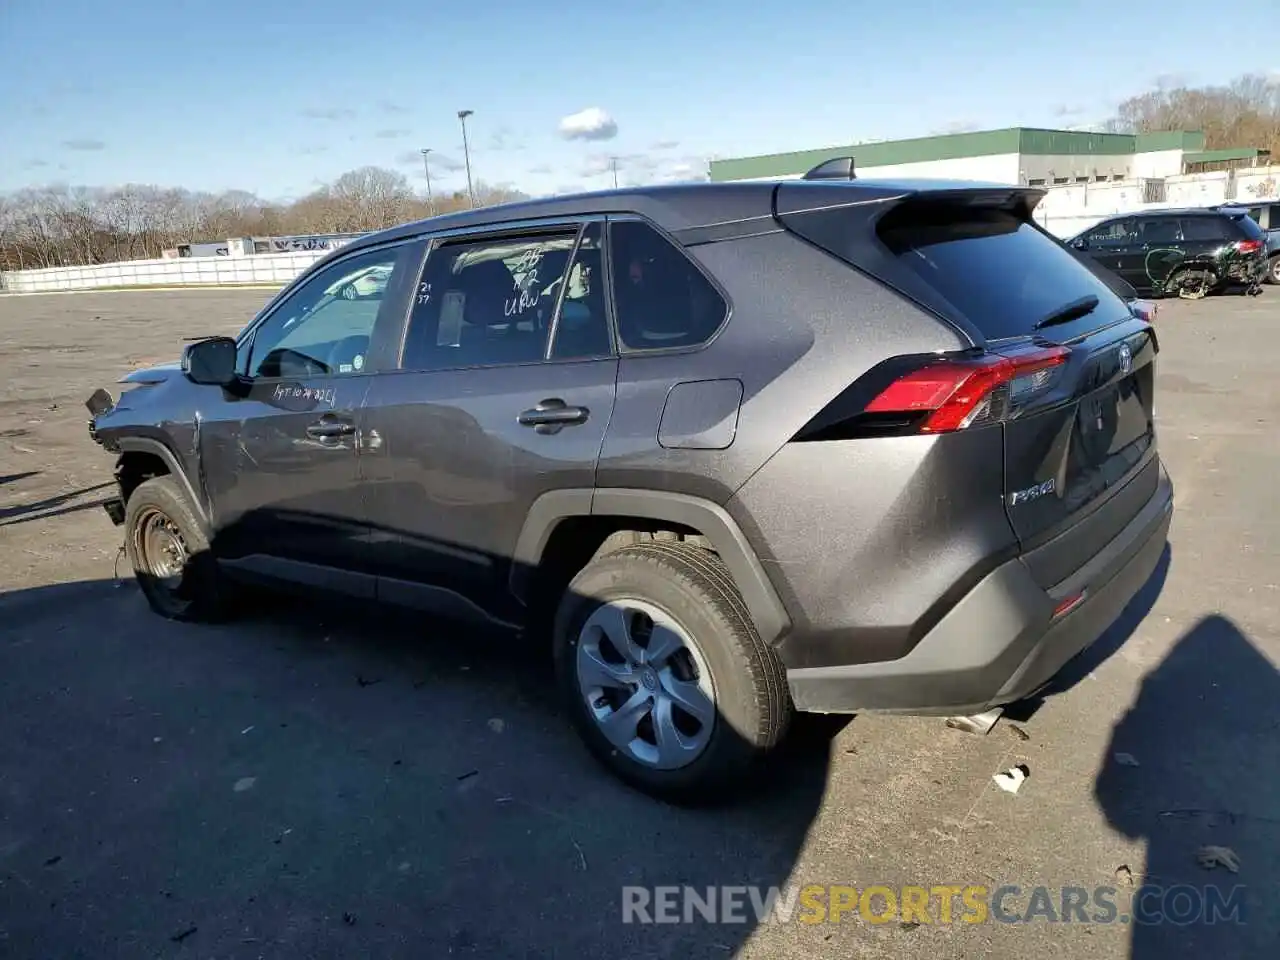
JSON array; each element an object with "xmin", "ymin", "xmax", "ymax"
[{"xmin": 787, "ymin": 466, "xmax": 1173, "ymax": 715}]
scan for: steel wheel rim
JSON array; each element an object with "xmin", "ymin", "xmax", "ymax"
[
  {"xmin": 136, "ymin": 508, "xmax": 190, "ymax": 599},
  {"xmin": 575, "ymin": 598, "xmax": 716, "ymax": 770}
]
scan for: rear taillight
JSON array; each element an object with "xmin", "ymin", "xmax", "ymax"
[
  {"xmin": 863, "ymin": 345, "xmax": 1070, "ymax": 434},
  {"xmin": 1234, "ymin": 239, "xmax": 1264, "ymax": 255}
]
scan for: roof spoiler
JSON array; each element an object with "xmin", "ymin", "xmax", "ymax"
[{"xmin": 802, "ymin": 157, "xmax": 856, "ymax": 181}]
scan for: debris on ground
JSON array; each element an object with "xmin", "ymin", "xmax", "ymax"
[
  {"xmin": 992, "ymin": 765, "xmax": 1030, "ymax": 794},
  {"xmin": 233, "ymin": 777, "xmax": 256, "ymax": 792},
  {"xmin": 169, "ymin": 925, "xmax": 198, "ymax": 943},
  {"xmin": 241, "ymin": 726, "xmax": 254, "ymax": 735},
  {"xmin": 1196, "ymin": 845, "xmax": 1240, "ymax": 873},
  {"xmin": 342, "ymin": 911, "xmax": 357, "ymax": 926},
  {"xmin": 1114, "ymin": 752, "xmax": 1140, "ymax": 767},
  {"xmin": 43, "ymin": 855, "xmax": 61, "ymax": 867},
  {"xmin": 1114, "ymin": 864, "xmax": 1134, "ymax": 886},
  {"xmin": 487, "ymin": 718, "xmax": 505, "ymax": 733},
  {"xmin": 356, "ymin": 674, "xmax": 382, "ymax": 688},
  {"xmin": 456, "ymin": 770, "xmax": 479, "ymax": 782},
  {"xmin": 1008, "ymin": 725, "xmax": 1031, "ymax": 742}
]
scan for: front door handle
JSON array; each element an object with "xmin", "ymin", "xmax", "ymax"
[
  {"xmin": 517, "ymin": 398, "xmax": 589, "ymax": 434},
  {"xmin": 306, "ymin": 417, "xmax": 356, "ymax": 440}
]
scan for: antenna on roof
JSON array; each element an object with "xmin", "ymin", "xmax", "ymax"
[{"xmin": 802, "ymin": 157, "xmax": 856, "ymax": 181}]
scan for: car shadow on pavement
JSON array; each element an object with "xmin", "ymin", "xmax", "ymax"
[
  {"xmin": 0, "ymin": 470, "xmax": 41, "ymax": 486},
  {"xmin": 0, "ymin": 574, "xmax": 838, "ymax": 958},
  {"xmin": 0, "ymin": 480, "xmax": 115, "ymax": 526},
  {"xmin": 1095, "ymin": 613, "xmax": 1279, "ymax": 958}
]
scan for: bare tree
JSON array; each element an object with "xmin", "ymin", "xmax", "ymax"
[
  {"xmin": 1109, "ymin": 72, "xmax": 1280, "ymax": 157},
  {"xmin": 0, "ymin": 166, "xmax": 528, "ymax": 270}
]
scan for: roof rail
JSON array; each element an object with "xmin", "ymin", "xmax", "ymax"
[{"xmin": 802, "ymin": 157, "xmax": 856, "ymax": 181}]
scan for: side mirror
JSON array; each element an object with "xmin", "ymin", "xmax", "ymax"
[
  {"xmin": 183, "ymin": 337, "xmax": 238, "ymax": 386},
  {"xmin": 1071, "ymin": 237, "xmax": 1089, "ymax": 251}
]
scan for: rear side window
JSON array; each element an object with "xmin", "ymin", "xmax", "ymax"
[
  {"xmin": 609, "ymin": 220, "xmax": 727, "ymax": 350},
  {"xmin": 1180, "ymin": 217, "xmax": 1233, "ymax": 241},
  {"xmin": 876, "ymin": 204, "xmax": 1130, "ymax": 341}
]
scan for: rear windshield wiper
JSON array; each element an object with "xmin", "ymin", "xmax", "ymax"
[{"xmin": 1034, "ymin": 294, "xmax": 1099, "ymax": 330}]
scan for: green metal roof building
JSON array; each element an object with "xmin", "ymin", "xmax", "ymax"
[{"xmin": 709, "ymin": 127, "xmax": 1221, "ymax": 185}]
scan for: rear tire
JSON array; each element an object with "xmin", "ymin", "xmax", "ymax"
[
  {"xmin": 1167, "ymin": 266, "xmax": 1215, "ymax": 300},
  {"xmin": 553, "ymin": 541, "xmax": 791, "ymax": 805},
  {"xmin": 124, "ymin": 476, "xmax": 234, "ymax": 622}
]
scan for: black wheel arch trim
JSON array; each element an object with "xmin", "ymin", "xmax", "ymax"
[
  {"xmin": 115, "ymin": 437, "xmax": 210, "ymax": 529},
  {"xmin": 511, "ymin": 487, "xmax": 791, "ymax": 645}
]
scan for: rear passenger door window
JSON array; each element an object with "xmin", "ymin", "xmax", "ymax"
[
  {"xmin": 550, "ymin": 223, "xmax": 613, "ymax": 360},
  {"xmin": 1138, "ymin": 218, "xmax": 1181, "ymax": 245},
  {"xmin": 402, "ymin": 230, "xmax": 577, "ymax": 371},
  {"xmin": 609, "ymin": 219, "xmax": 728, "ymax": 351}
]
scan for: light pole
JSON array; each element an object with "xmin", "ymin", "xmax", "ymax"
[
  {"xmin": 610, "ymin": 156, "xmax": 619, "ymax": 188},
  {"xmin": 419, "ymin": 148, "xmax": 435, "ymax": 216},
  {"xmin": 457, "ymin": 109, "xmax": 476, "ymax": 207}
]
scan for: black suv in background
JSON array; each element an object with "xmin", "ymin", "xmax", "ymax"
[
  {"xmin": 1068, "ymin": 206, "xmax": 1267, "ymax": 298},
  {"xmin": 87, "ymin": 170, "xmax": 1172, "ymax": 802}
]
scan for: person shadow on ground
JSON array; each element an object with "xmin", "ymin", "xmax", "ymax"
[{"xmin": 1095, "ymin": 613, "xmax": 1280, "ymax": 958}]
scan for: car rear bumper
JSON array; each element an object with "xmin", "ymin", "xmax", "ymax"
[{"xmin": 786, "ymin": 464, "xmax": 1173, "ymax": 715}]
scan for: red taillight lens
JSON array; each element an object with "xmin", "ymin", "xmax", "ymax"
[
  {"xmin": 1235, "ymin": 239, "xmax": 1264, "ymax": 255},
  {"xmin": 865, "ymin": 346, "xmax": 1070, "ymax": 434}
]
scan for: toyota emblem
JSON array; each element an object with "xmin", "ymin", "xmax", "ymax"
[{"xmin": 1117, "ymin": 343, "xmax": 1133, "ymax": 376}]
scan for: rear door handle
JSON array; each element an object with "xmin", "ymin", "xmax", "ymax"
[
  {"xmin": 306, "ymin": 417, "xmax": 356, "ymax": 440},
  {"xmin": 517, "ymin": 398, "xmax": 589, "ymax": 433}
]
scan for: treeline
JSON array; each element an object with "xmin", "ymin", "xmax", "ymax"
[
  {"xmin": 1107, "ymin": 72, "xmax": 1280, "ymax": 158},
  {"xmin": 0, "ymin": 166, "xmax": 524, "ymax": 271}
]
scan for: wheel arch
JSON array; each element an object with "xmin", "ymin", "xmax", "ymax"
[
  {"xmin": 512, "ymin": 488, "xmax": 790, "ymax": 645},
  {"xmin": 116, "ymin": 437, "xmax": 209, "ymax": 528}
]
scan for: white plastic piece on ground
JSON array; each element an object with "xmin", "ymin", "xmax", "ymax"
[
  {"xmin": 945, "ymin": 707, "xmax": 1004, "ymax": 736},
  {"xmin": 993, "ymin": 765, "xmax": 1029, "ymax": 794}
]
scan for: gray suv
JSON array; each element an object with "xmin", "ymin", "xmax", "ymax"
[{"xmin": 87, "ymin": 166, "xmax": 1173, "ymax": 802}]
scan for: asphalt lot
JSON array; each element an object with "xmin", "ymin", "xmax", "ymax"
[{"xmin": 1, "ymin": 288, "xmax": 1277, "ymax": 959}]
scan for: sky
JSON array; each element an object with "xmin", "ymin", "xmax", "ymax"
[{"xmin": 2, "ymin": 0, "xmax": 1277, "ymax": 202}]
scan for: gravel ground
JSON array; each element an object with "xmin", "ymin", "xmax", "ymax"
[{"xmin": 1, "ymin": 288, "xmax": 1277, "ymax": 959}]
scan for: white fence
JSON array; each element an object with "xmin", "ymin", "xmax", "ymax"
[
  {"xmin": 1037, "ymin": 164, "xmax": 1280, "ymax": 238},
  {"xmin": 0, "ymin": 250, "xmax": 326, "ymax": 294}
]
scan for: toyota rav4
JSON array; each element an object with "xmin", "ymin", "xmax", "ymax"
[{"xmin": 87, "ymin": 164, "xmax": 1173, "ymax": 802}]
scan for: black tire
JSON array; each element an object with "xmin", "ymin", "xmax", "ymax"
[
  {"xmin": 124, "ymin": 475, "xmax": 233, "ymax": 622},
  {"xmin": 553, "ymin": 541, "xmax": 791, "ymax": 805},
  {"xmin": 1267, "ymin": 254, "xmax": 1280, "ymax": 285},
  {"xmin": 1167, "ymin": 266, "xmax": 1215, "ymax": 300}
]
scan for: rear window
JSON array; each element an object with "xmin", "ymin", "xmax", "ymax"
[{"xmin": 876, "ymin": 204, "xmax": 1130, "ymax": 341}]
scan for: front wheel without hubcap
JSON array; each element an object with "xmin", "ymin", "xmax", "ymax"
[
  {"xmin": 124, "ymin": 475, "xmax": 234, "ymax": 622},
  {"xmin": 554, "ymin": 541, "xmax": 791, "ymax": 804}
]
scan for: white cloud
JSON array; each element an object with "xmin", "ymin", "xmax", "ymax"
[{"xmin": 558, "ymin": 107, "xmax": 618, "ymax": 142}]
